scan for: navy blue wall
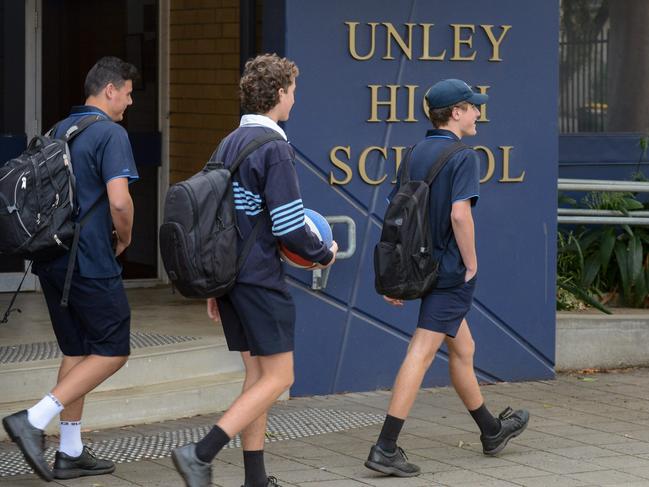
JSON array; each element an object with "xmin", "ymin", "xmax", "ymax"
[
  {"xmin": 267, "ymin": 0, "xmax": 559, "ymax": 395},
  {"xmin": 559, "ymin": 134, "xmax": 649, "ymax": 180}
]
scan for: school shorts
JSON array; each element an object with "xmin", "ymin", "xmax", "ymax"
[
  {"xmin": 37, "ymin": 266, "xmax": 131, "ymax": 357},
  {"xmin": 218, "ymin": 284, "xmax": 295, "ymax": 356},
  {"xmin": 417, "ymin": 275, "xmax": 477, "ymax": 338}
]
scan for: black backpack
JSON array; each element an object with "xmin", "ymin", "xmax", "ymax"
[
  {"xmin": 159, "ymin": 132, "xmax": 283, "ymax": 299},
  {"xmin": 374, "ymin": 141, "xmax": 467, "ymax": 300},
  {"xmin": 0, "ymin": 115, "xmax": 105, "ymax": 320}
]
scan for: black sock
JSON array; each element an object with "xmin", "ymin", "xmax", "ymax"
[
  {"xmin": 243, "ymin": 450, "xmax": 267, "ymax": 487},
  {"xmin": 377, "ymin": 414, "xmax": 404, "ymax": 452},
  {"xmin": 195, "ymin": 425, "xmax": 230, "ymax": 463},
  {"xmin": 469, "ymin": 403, "xmax": 500, "ymax": 436}
]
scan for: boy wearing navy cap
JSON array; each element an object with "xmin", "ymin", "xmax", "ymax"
[{"xmin": 365, "ymin": 79, "xmax": 530, "ymax": 478}]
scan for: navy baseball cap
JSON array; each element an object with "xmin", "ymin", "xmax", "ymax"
[{"xmin": 425, "ymin": 79, "xmax": 488, "ymax": 109}]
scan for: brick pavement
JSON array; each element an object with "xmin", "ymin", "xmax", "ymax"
[{"xmin": 4, "ymin": 369, "xmax": 649, "ymax": 486}]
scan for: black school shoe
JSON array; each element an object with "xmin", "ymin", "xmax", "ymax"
[
  {"xmin": 172, "ymin": 443, "xmax": 212, "ymax": 487},
  {"xmin": 364, "ymin": 444, "xmax": 421, "ymax": 477},
  {"xmin": 241, "ymin": 475, "xmax": 282, "ymax": 486},
  {"xmin": 481, "ymin": 407, "xmax": 530, "ymax": 455},
  {"xmin": 2, "ymin": 410, "xmax": 53, "ymax": 481},
  {"xmin": 53, "ymin": 446, "xmax": 115, "ymax": 479}
]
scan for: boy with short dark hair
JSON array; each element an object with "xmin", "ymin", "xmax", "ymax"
[
  {"xmin": 365, "ymin": 79, "xmax": 529, "ymax": 478},
  {"xmin": 2, "ymin": 56, "xmax": 139, "ymax": 481},
  {"xmin": 171, "ymin": 53, "xmax": 337, "ymax": 487}
]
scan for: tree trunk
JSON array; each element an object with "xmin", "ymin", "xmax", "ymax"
[{"xmin": 607, "ymin": 0, "xmax": 649, "ymax": 132}]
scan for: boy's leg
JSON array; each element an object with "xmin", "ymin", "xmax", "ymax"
[
  {"xmin": 217, "ymin": 351, "xmax": 293, "ymax": 440},
  {"xmin": 3, "ymin": 272, "xmax": 129, "ymax": 481},
  {"xmin": 50, "ymin": 355, "xmax": 128, "ymax": 405},
  {"xmin": 445, "ymin": 320, "xmax": 500, "ymax": 434},
  {"xmin": 387, "ymin": 328, "xmax": 446, "ymax": 419},
  {"xmin": 365, "ymin": 328, "xmax": 445, "ymax": 477},
  {"xmin": 446, "ymin": 320, "xmax": 530, "ymax": 455},
  {"xmin": 57, "ymin": 356, "xmax": 86, "ymax": 458},
  {"xmin": 240, "ymin": 352, "xmax": 271, "ymax": 487},
  {"xmin": 49, "ymin": 355, "xmax": 123, "ymax": 479},
  {"xmin": 174, "ymin": 351, "xmax": 293, "ymax": 487}
]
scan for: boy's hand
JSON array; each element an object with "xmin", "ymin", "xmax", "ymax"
[
  {"xmin": 113, "ymin": 232, "xmax": 128, "ymax": 256},
  {"xmin": 207, "ymin": 298, "xmax": 220, "ymax": 322},
  {"xmin": 384, "ymin": 296, "xmax": 404, "ymax": 307},
  {"xmin": 316, "ymin": 241, "xmax": 338, "ymax": 269},
  {"xmin": 464, "ymin": 267, "xmax": 477, "ymax": 282}
]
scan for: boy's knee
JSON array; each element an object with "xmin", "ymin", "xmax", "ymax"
[
  {"xmin": 408, "ymin": 345, "xmax": 436, "ymax": 368},
  {"xmin": 452, "ymin": 339, "xmax": 475, "ymax": 363},
  {"xmin": 111, "ymin": 355, "xmax": 129, "ymax": 370},
  {"xmin": 281, "ymin": 371, "xmax": 295, "ymax": 392}
]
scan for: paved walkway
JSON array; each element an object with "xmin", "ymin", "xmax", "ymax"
[{"xmin": 5, "ymin": 368, "xmax": 649, "ymax": 486}]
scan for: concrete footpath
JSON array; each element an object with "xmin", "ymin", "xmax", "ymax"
[{"xmin": 5, "ymin": 368, "xmax": 649, "ymax": 486}]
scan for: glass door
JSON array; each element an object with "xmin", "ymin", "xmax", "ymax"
[{"xmin": 0, "ymin": 0, "xmax": 36, "ymax": 292}]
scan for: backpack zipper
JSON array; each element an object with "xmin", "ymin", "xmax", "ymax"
[{"xmin": 12, "ymin": 171, "xmax": 32, "ymax": 238}]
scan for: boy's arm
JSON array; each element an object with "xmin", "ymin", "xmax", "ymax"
[
  {"xmin": 101, "ymin": 125, "xmax": 138, "ymax": 256},
  {"xmin": 264, "ymin": 147, "xmax": 334, "ymax": 266},
  {"xmin": 449, "ymin": 151, "xmax": 480, "ymax": 281},
  {"xmin": 450, "ymin": 199, "xmax": 477, "ymax": 281},
  {"xmin": 107, "ymin": 177, "xmax": 134, "ymax": 256}
]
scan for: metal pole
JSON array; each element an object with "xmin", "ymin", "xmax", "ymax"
[
  {"xmin": 558, "ymin": 216, "xmax": 649, "ymax": 226},
  {"xmin": 558, "ymin": 182, "xmax": 649, "ymax": 192},
  {"xmin": 558, "ymin": 208, "xmax": 649, "ymax": 217}
]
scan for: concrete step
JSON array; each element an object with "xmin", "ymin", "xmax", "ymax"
[
  {"xmin": 0, "ymin": 334, "xmax": 246, "ymax": 441},
  {"xmin": 1, "ymin": 337, "xmax": 243, "ymax": 403},
  {"xmin": 556, "ymin": 312, "xmax": 649, "ymax": 370},
  {"xmin": 0, "ymin": 372, "xmax": 245, "ymax": 440}
]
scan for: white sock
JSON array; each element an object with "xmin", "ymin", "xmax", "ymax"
[
  {"xmin": 59, "ymin": 421, "xmax": 83, "ymax": 457},
  {"xmin": 27, "ymin": 393, "xmax": 64, "ymax": 430}
]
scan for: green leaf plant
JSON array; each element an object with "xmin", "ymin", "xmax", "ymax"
[{"xmin": 557, "ymin": 190, "xmax": 649, "ymax": 312}]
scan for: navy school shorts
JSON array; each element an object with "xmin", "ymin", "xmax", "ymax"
[
  {"xmin": 218, "ymin": 284, "xmax": 295, "ymax": 357},
  {"xmin": 417, "ymin": 275, "xmax": 477, "ymax": 338},
  {"xmin": 37, "ymin": 266, "xmax": 131, "ymax": 357}
]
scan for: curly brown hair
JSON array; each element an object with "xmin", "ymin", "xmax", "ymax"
[
  {"xmin": 239, "ymin": 54, "xmax": 299, "ymax": 114},
  {"xmin": 427, "ymin": 101, "xmax": 469, "ymax": 128}
]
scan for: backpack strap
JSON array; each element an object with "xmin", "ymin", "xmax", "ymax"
[
  {"xmin": 424, "ymin": 142, "xmax": 471, "ymax": 264},
  {"xmin": 206, "ymin": 131, "xmax": 285, "ymax": 174},
  {"xmin": 64, "ymin": 114, "xmax": 105, "ymax": 141},
  {"xmin": 59, "ymin": 193, "xmax": 108, "ymax": 307},
  {"xmin": 44, "ymin": 113, "xmax": 105, "ymax": 140},
  {"xmin": 227, "ymin": 132, "xmax": 285, "ymax": 271},
  {"xmin": 424, "ymin": 142, "xmax": 468, "ymax": 185},
  {"xmin": 397, "ymin": 146, "xmax": 415, "ymax": 186},
  {"xmin": 230, "ymin": 131, "xmax": 285, "ymax": 174}
]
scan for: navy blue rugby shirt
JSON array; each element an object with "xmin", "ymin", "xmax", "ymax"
[
  {"xmin": 390, "ymin": 128, "xmax": 480, "ymax": 289},
  {"xmin": 33, "ymin": 105, "xmax": 139, "ymax": 278},
  {"xmin": 213, "ymin": 125, "xmax": 333, "ymax": 292}
]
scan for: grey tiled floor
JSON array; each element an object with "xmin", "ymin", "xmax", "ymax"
[{"xmin": 5, "ymin": 369, "xmax": 649, "ymax": 486}]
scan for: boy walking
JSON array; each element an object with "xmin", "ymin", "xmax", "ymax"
[
  {"xmin": 366, "ymin": 79, "xmax": 529, "ymax": 477},
  {"xmin": 171, "ymin": 54, "xmax": 337, "ymax": 487},
  {"xmin": 2, "ymin": 57, "xmax": 139, "ymax": 481}
]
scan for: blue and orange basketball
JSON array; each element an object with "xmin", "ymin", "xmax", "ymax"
[{"xmin": 279, "ymin": 208, "xmax": 333, "ymax": 269}]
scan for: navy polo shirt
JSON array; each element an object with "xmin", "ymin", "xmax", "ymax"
[
  {"xmin": 35, "ymin": 106, "xmax": 138, "ymax": 278},
  {"xmin": 391, "ymin": 128, "xmax": 480, "ymax": 289}
]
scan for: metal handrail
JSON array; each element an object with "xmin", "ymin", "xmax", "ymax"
[
  {"xmin": 558, "ymin": 209, "xmax": 649, "ymax": 217},
  {"xmin": 558, "ymin": 178, "xmax": 649, "ymax": 226},
  {"xmin": 558, "ymin": 178, "xmax": 649, "ymax": 193},
  {"xmin": 311, "ymin": 215, "xmax": 357, "ymax": 290},
  {"xmin": 558, "ymin": 216, "xmax": 649, "ymax": 226}
]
